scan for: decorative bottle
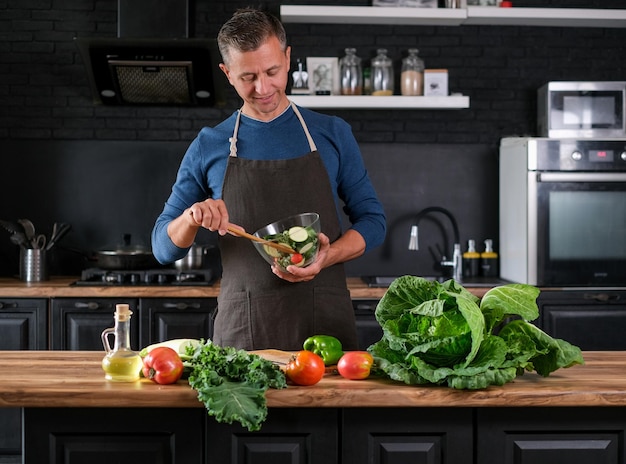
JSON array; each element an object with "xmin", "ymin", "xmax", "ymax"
[
  {"xmin": 462, "ymin": 239, "xmax": 481, "ymax": 278},
  {"xmin": 371, "ymin": 48, "xmax": 394, "ymax": 96},
  {"xmin": 401, "ymin": 48, "xmax": 424, "ymax": 96},
  {"xmin": 101, "ymin": 304, "xmax": 143, "ymax": 382},
  {"xmin": 340, "ymin": 48, "xmax": 363, "ymax": 95},
  {"xmin": 481, "ymin": 239, "xmax": 499, "ymax": 277}
]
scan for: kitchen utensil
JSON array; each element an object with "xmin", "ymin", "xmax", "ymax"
[
  {"xmin": 18, "ymin": 219, "xmax": 36, "ymax": 242},
  {"xmin": 9, "ymin": 232, "xmax": 30, "ymax": 249},
  {"xmin": 251, "ymin": 213, "xmax": 321, "ymax": 272},
  {"xmin": 174, "ymin": 243, "xmax": 211, "ymax": 271},
  {"xmin": 32, "ymin": 234, "xmax": 46, "ymax": 250},
  {"xmin": 227, "ymin": 226, "xmax": 296, "ymax": 254},
  {"xmin": 46, "ymin": 222, "xmax": 71, "ymax": 250},
  {"xmin": 0, "ymin": 219, "xmax": 24, "ymax": 235}
]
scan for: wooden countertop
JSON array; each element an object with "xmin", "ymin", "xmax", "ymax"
[
  {"xmin": 0, "ymin": 277, "xmax": 491, "ymax": 299},
  {"xmin": 0, "ymin": 351, "xmax": 623, "ymax": 409}
]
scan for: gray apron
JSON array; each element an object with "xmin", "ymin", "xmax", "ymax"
[{"xmin": 213, "ymin": 102, "xmax": 358, "ymax": 351}]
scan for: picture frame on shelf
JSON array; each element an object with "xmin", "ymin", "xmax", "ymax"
[{"xmin": 306, "ymin": 57, "xmax": 340, "ymax": 95}]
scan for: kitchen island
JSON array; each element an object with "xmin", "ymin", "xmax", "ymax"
[{"xmin": 2, "ymin": 350, "xmax": 625, "ymax": 464}]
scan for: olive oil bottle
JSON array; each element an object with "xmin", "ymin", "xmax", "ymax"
[{"xmin": 101, "ymin": 304, "xmax": 143, "ymax": 382}]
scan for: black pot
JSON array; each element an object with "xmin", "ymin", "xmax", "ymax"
[{"xmin": 94, "ymin": 234, "xmax": 158, "ymax": 270}]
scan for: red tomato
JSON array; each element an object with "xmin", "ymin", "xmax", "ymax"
[
  {"xmin": 337, "ymin": 351, "xmax": 374, "ymax": 380},
  {"xmin": 142, "ymin": 346, "xmax": 184, "ymax": 385},
  {"xmin": 285, "ymin": 350, "xmax": 325, "ymax": 386},
  {"xmin": 290, "ymin": 253, "xmax": 304, "ymax": 265}
]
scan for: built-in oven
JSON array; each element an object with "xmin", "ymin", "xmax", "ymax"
[{"xmin": 500, "ymin": 137, "xmax": 626, "ymax": 287}]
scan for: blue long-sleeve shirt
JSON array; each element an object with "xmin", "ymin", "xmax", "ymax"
[{"xmin": 152, "ymin": 104, "xmax": 386, "ymax": 264}]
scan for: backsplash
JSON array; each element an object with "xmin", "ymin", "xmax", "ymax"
[{"xmin": 0, "ymin": 141, "xmax": 494, "ymax": 278}]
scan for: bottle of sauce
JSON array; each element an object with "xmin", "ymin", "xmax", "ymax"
[
  {"xmin": 340, "ymin": 48, "xmax": 363, "ymax": 95},
  {"xmin": 371, "ymin": 48, "xmax": 394, "ymax": 96},
  {"xmin": 481, "ymin": 239, "xmax": 499, "ymax": 278},
  {"xmin": 101, "ymin": 304, "xmax": 143, "ymax": 382},
  {"xmin": 401, "ymin": 48, "xmax": 424, "ymax": 96},
  {"xmin": 463, "ymin": 239, "xmax": 481, "ymax": 278}
]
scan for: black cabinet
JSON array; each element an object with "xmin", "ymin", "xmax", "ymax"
[
  {"xmin": 352, "ymin": 299, "xmax": 383, "ymax": 350},
  {"xmin": 50, "ymin": 298, "xmax": 139, "ymax": 350},
  {"xmin": 24, "ymin": 407, "xmax": 205, "ymax": 464},
  {"xmin": 343, "ymin": 408, "xmax": 473, "ymax": 464},
  {"xmin": 140, "ymin": 297, "xmax": 216, "ymax": 345},
  {"xmin": 0, "ymin": 297, "xmax": 47, "ymax": 463},
  {"xmin": 477, "ymin": 407, "xmax": 626, "ymax": 464},
  {"xmin": 206, "ymin": 408, "xmax": 338, "ymax": 464},
  {"xmin": 538, "ymin": 290, "xmax": 626, "ymax": 350}
]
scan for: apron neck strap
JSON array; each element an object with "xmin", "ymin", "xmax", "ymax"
[{"xmin": 228, "ymin": 101, "xmax": 317, "ymax": 158}]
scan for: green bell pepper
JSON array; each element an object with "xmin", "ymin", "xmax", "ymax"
[{"xmin": 303, "ymin": 335, "xmax": 343, "ymax": 365}]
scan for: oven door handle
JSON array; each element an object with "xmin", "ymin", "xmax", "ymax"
[{"xmin": 538, "ymin": 172, "xmax": 626, "ymax": 183}]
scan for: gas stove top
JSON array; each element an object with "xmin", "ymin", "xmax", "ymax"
[{"xmin": 72, "ymin": 268, "xmax": 215, "ymax": 286}]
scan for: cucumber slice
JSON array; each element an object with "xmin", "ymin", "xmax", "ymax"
[
  {"xmin": 299, "ymin": 242, "xmax": 315, "ymax": 254},
  {"xmin": 263, "ymin": 244, "xmax": 282, "ymax": 258},
  {"xmin": 288, "ymin": 226, "xmax": 309, "ymax": 242}
]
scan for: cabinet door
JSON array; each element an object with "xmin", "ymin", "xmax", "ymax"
[
  {"xmin": 140, "ymin": 298, "xmax": 216, "ymax": 345},
  {"xmin": 50, "ymin": 298, "xmax": 139, "ymax": 350},
  {"xmin": 343, "ymin": 408, "xmax": 473, "ymax": 464},
  {"xmin": 0, "ymin": 298, "xmax": 47, "ymax": 350},
  {"xmin": 477, "ymin": 407, "xmax": 625, "ymax": 464},
  {"xmin": 353, "ymin": 299, "xmax": 383, "ymax": 350},
  {"xmin": 0, "ymin": 298, "xmax": 47, "ymax": 462},
  {"xmin": 24, "ymin": 407, "xmax": 204, "ymax": 464},
  {"xmin": 539, "ymin": 290, "xmax": 626, "ymax": 350},
  {"xmin": 206, "ymin": 408, "xmax": 338, "ymax": 464}
]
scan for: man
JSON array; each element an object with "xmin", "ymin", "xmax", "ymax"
[{"xmin": 152, "ymin": 8, "xmax": 386, "ymax": 351}]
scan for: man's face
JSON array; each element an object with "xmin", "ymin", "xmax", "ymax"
[{"xmin": 219, "ymin": 36, "xmax": 291, "ymax": 121}]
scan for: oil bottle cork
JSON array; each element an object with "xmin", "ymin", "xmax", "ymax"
[{"xmin": 481, "ymin": 239, "xmax": 499, "ymax": 278}]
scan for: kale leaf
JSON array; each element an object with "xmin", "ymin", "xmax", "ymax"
[{"xmin": 186, "ymin": 340, "xmax": 287, "ymax": 431}]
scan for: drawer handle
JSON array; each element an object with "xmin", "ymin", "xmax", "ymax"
[
  {"xmin": 163, "ymin": 302, "xmax": 201, "ymax": 310},
  {"xmin": 583, "ymin": 293, "xmax": 620, "ymax": 303},
  {"xmin": 74, "ymin": 302, "xmax": 101, "ymax": 310},
  {"xmin": 0, "ymin": 302, "xmax": 18, "ymax": 309}
]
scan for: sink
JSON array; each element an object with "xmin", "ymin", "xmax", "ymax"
[
  {"xmin": 362, "ymin": 276, "xmax": 447, "ymax": 287},
  {"xmin": 362, "ymin": 276, "xmax": 512, "ymax": 288}
]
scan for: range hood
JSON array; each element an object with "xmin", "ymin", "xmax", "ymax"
[{"xmin": 76, "ymin": 0, "xmax": 225, "ymax": 107}]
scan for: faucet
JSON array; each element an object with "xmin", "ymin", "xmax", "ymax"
[{"xmin": 408, "ymin": 206, "xmax": 463, "ymax": 282}]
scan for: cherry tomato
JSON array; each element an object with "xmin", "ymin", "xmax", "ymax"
[
  {"xmin": 290, "ymin": 253, "xmax": 304, "ymax": 265},
  {"xmin": 337, "ymin": 351, "xmax": 374, "ymax": 380},
  {"xmin": 142, "ymin": 346, "xmax": 184, "ymax": 385},
  {"xmin": 285, "ymin": 350, "xmax": 325, "ymax": 386}
]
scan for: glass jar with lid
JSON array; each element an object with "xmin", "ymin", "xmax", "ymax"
[
  {"xmin": 371, "ymin": 48, "xmax": 394, "ymax": 96},
  {"xmin": 401, "ymin": 48, "xmax": 424, "ymax": 96},
  {"xmin": 340, "ymin": 48, "xmax": 363, "ymax": 95}
]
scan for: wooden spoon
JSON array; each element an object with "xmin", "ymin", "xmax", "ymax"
[{"xmin": 227, "ymin": 226, "xmax": 296, "ymax": 254}]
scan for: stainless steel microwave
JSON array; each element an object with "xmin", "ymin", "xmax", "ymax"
[{"xmin": 537, "ymin": 81, "xmax": 626, "ymax": 138}]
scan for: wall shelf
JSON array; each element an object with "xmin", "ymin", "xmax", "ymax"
[
  {"xmin": 280, "ymin": 5, "xmax": 466, "ymax": 26},
  {"xmin": 280, "ymin": 5, "xmax": 626, "ymax": 28},
  {"xmin": 465, "ymin": 6, "xmax": 626, "ymax": 28},
  {"xmin": 288, "ymin": 95, "xmax": 470, "ymax": 109}
]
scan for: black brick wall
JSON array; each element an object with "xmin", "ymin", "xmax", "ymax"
[{"xmin": 2, "ymin": 0, "xmax": 625, "ymax": 146}]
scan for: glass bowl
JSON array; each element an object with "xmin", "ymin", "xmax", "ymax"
[{"xmin": 252, "ymin": 213, "xmax": 321, "ymax": 272}]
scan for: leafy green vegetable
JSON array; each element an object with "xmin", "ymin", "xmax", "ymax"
[
  {"xmin": 185, "ymin": 339, "xmax": 287, "ymax": 431},
  {"xmin": 368, "ymin": 276, "xmax": 584, "ymax": 390}
]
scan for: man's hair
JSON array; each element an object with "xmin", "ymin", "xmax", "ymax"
[{"xmin": 217, "ymin": 8, "xmax": 287, "ymax": 65}]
